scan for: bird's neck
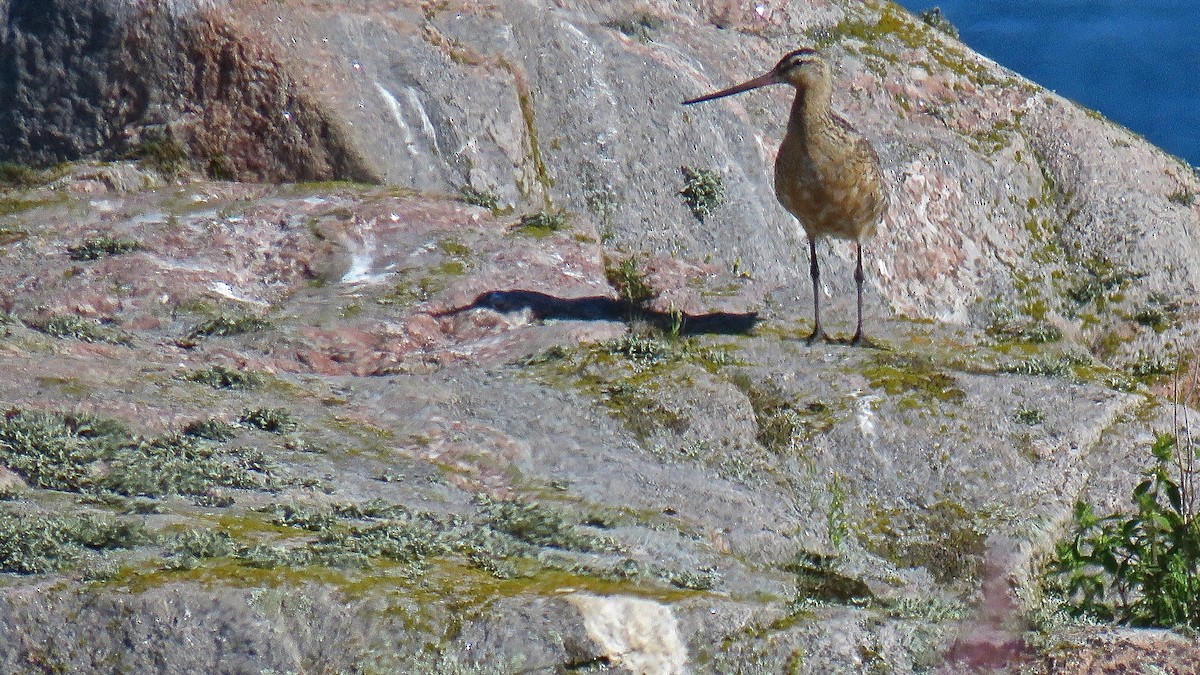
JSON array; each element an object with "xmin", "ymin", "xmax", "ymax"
[{"xmin": 787, "ymin": 82, "xmax": 833, "ymax": 135}]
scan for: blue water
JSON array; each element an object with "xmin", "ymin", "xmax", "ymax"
[{"xmin": 894, "ymin": 1, "xmax": 1200, "ymax": 167}]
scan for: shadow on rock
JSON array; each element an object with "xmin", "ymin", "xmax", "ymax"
[{"xmin": 437, "ymin": 290, "xmax": 758, "ymax": 336}]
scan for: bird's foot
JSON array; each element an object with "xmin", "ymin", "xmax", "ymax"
[
  {"xmin": 804, "ymin": 330, "xmax": 827, "ymax": 345},
  {"xmin": 850, "ymin": 330, "xmax": 864, "ymax": 347}
]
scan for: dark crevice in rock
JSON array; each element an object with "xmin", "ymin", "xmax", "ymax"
[{"xmin": 0, "ymin": 1, "xmax": 377, "ymax": 183}]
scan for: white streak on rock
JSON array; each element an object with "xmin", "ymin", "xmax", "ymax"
[
  {"xmin": 374, "ymin": 82, "xmax": 417, "ymax": 155},
  {"xmin": 207, "ymin": 281, "xmax": 269, "ymax": 307},
  {"xmin": 375, "ymin": 81, "xmax": 440, "ymax": 157},
  {"xmin": 401, "ymin": 86, "xmax": 440, "ymax": 155}
]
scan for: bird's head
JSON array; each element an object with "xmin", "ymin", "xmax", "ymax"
[{"xmin": 682, "ymin": 48, "xmax": 828, "ymax": 105}]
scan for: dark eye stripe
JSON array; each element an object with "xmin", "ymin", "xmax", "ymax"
[{"xmin": 779, "ymin": 48, "xmax": 820, "ymax": 71}]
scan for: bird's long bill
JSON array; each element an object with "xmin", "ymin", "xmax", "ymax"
[{"xmin": 682, "ymin": 71, "xmax": 780, "ymax": 105}]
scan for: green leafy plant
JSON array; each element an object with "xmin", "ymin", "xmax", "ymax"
[
  {"xmin": 186, "ymin": 314, "xmax": 271, "ymax": 340},
  {"xmin": 133, "ymin": 133, "xmax": 191, "ymax": 177},
  {"xmin": 1168, "ymin": 189, "xmax": 1196, "ymax": 207},
  {"xmin": 679, "ymin": 166, "xmax": 724, "ymax": 221},
  {"xmin": 240, "ymin": 407, "xmax": 296, "ymax": 433},
  {"xmin": 181, "ymin": 365, "xmax": 262, "ymax": 390},
  {"xmin": 603, "ymin": 12, "xmax": 664, "ymax": 41},
  {"xmin": 460, "ymin": 186, "xmax": 501, "ymax": 212},
  {"xmin": 513, "ymin": 210, "xmax": 568, "ymax": 237},
  {"xmin": 604, "ymin": 255, "xmax": 655, "ymax": 309},
  {"xmin": 25, "ymin": 315, "xmax": 131, "ymax": 345},
  {"xmin": 1048, "ymin": 433, "xmax": 1200, "ymax": 627},
  {"xmin": 67, "ymin": 235, "xmax": 143, "ymax": 261},
  {"xmin": 918, "ymin": 7, "xmax": 959, "ymax": 38},
  {"xmin": 0, "ymin": 162, "xmax": 44, "ymax": 189}
]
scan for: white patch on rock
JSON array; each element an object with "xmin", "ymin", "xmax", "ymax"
[
  {"xmin": 207, "ymin": 281, "xmax": 268, "ymax": 306},
  {"xmin": 340, "ymin": 233, "xmax": 392, "ymax": 285},
  {"xmin": 566, "ymin": 593, "xmax": 688, "ymax": 675},
  {"xmin": 855, "ymin": 391, "xmax": 880, "ymax": 442}
]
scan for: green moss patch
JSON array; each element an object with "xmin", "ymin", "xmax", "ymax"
[
  {"xmin": 149, "ymin": 495, "xmax": 638, "ymax": 589},
  {"xmin": 861, "ymin": 500, "xmax": 989, "ymax": 584},
  {"xmin": 186, "ymin": 314, "xmax": 272, "ymax": 340},
  {"xmin": 824, "ymin": 2, "xmax": 1012, "ymax": 88},
  {"xmin": 512, "ymin": 210, "xmax": 569, "ymax": 238},
  {"xmin": 603, "ymin": 12, "xmax": 664, "ymax": 41},
  {"xmin": 679, "ymin": 166, "xmax": 724, "ymax": 222},
  {"xmin": 67, "ymin": 235, "xmax": 143, "ymax": 261},
  {"xmin": 0, "ymin": 507, "xmax": 147, "ymax": 574},
  {"xmin": 729, "ymin": 372, "xmax": 844, "ymax": 453},
  {"xmin": 862, "ymin": 352, "xmax": 966, "ymax": 404},
  {"xmin": 181, "ymin": 364, "xmax": 263, "ymax": 390},
  {"xmin": 25, "ymin": 314, "xmax": 132, "ymax": 345},
  {"xmin": 0, "ymin": 409, "xmax": 279, "ymax": 497},
  {"xmin": 525, "ymin": 335, "xmax": 736, "ymax": 444}
]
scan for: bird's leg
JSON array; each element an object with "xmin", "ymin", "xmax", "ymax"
[
  {"xmin": 806, "ymin": 236, "xmax": 823, "ymax": 344},
  {"xmin": 851, "ymin": 241, "xmax": 865, "ymax": 346}
]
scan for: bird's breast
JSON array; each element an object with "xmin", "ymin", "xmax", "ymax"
[{"xmin": 773, "ymin": 124, "xmax": 885, "ymax": 241}]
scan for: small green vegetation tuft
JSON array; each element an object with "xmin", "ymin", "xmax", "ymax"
[
  {"xmin": 679, "ymin": 166, "xmax": 724, "ymax": 221},
  {"xmin": 26, "ymin": 314, "xmax": 131, "ymax": 345},
  {"xmin": 513, "ymin": 210, "xmax": 569, "ymax": 237},
  {"xmin": 602, "ymin": 333, "xmax": 673, "ymax": 366},
  {"xmin": 987, "ymin": 315, "xmax": 1062, "ymax": 344},
  {"xmin": 918, "ymin": 7, "xmax": 959, "ymax": 39},
  {"xmin": 260, "ymin": 502, "xmax": 339, "ymax": 532},
  {"xmin": 1000, "ymin": 352, "xmax": 1090, "ymax": 379},
  {"xmin": 133, "ymin": 133, "xmax": 191, "ymax": 177},
  {"xmin": 478, "ymin": 495, "xmax": 617, "ymax": 552},
  {"xmin": 181, "ymin": 364, "xmax": 262, "ymax": 390},
  {"xmin": 240, "ymin": 407, "xmax": 297, "ymax": 433},
  {"xmin": 0, "ymin": 409, "xmax": 277, "ymax": 497},
  {"xmin": 863, "ymin": 353, "xmax": 966, "ymax": 404},
  {"xmin": 1047, "ymin": 434, "xmax": 1200, "ymax": 628},
  {"xmin": 182, "ymin": 417, "xmax": 238, "ymax": 441},
  {"xmin": 1014, "ymin": 408, "xmax": 1046, "ymax": 425},
  {"xmin": 603, "ymin": 12, "xmax": 665, "ymax": 41},
  {"xmin": 786, "ymin": 551, "xmax": 874, "ymax": 606},
  {"xmin": 164, "ymin": 529, "xmax": 237, "ymax": 570},
  {"xmin": 1066, "ymin": 259, "xmax": 1141, "ymax": 306},
  {"xmin": 460, "ymin": 186, "xmax": 502, "ymax": 212},
  {"xmin": 0, "ymin": 507, "xmax": 147, "ymax": 574},
  {"xmin": 67, "ymin": 235, "xmax": 143, "ymax": 261},
  {"xmin": 0, "ymin": 162, "xmax": 45, "ymax": 189},
  {"xmin": 1167, "ymin": 189, "xmax": 1196, "ymax": 207},
  {"xmin": 604, "ymin": 255, "xmax": 656, "ymax": 309},
  {"xmin": 186, "ymin": 314, "xmax": 272, "ymax": 340},
  {"xmin": 1133, "ymin": 295, "xmax": 1181, "ymax": 333},
  {"xmin": 1125, "ymin": 352, "xmax": 1175, "ymax": 380}
]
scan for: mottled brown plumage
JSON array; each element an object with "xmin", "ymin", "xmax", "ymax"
[{"xmin": 684, "ymin": 49, "xmax": 886, "ymax": 344}]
